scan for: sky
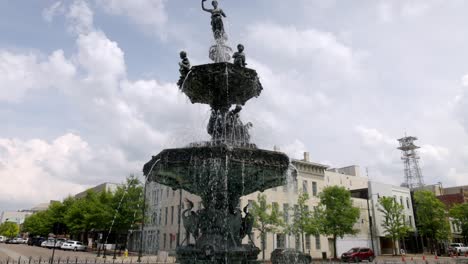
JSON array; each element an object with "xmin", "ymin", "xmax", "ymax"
[{"xmin": 1, "ymin": 0, "xmax": 468, "ymax": 211}]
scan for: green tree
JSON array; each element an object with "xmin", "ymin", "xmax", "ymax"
[
  {"xmin": 449, "ymin": 203, "xmax": 468, "ymax": 243},
  {"xmin": 414, "ymin": 190, "xmax": 450, "ymax": 254},
  {"xmin": 251, "ymin": 193, "xmax": 284, "ymax": 260},
  {"xmin": 110, "ymin": 175, "xmax": 144, "ymax": 234},
  {"xmin": 0, "ymin": 222, "xmax": 20, "ymax": 238},
  {"xmin": 377, "ymin": 197, "xmax": 412, "ymax": 255},
  {"xmin": 22, "ymin": 211, "xmax": 50, "ymax": 236},
  {"xmin": 318, "ymin": 186, "xmax": 360, "ymax": 259},
  {"xmin": 287, "ymin": 193, "xmax": 320, "ymax": 253}
]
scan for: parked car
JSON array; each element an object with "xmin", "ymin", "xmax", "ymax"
[
  {"xmin": 7, "ymin": 238, "xmax": 27, "ymax": 244},
  {"xmin": 61, "ymin": 241, "xmax": 87, "ymax": 251},
  {"xmin": 271, "ymin": 248, "xmax": 312, "ymax": 264},
  {"xmin": 43, "ymin": 238, "xmax": 66, "ymax": 249},
  {"xmin": 0, "ymin": 236, "xmax": 5, "ymax": 243},
  {"xmin": 448, "ymin": 243, "xmax": 468, "ymax": 256},
  {"xmin": 341, "ymin": 247, "xmax": 375, "ymax": 262},
  {"xmin": 28, "ymin": 237, "xmax": 46, "ymax": 247}
]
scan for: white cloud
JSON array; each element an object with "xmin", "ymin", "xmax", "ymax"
[
  {"xmin": 246, "ymin": 23, "xmax": 361, "ymax": 78},
  {"xmin": 96, "ymin": 0, "xmax": 168, "ymax": 37},
  {"xmin": 462, "ymin": 75, "xmax": 468, "ymax": 87},
  {"xmin": 66, "ymin": 0, "xmax": 94, "ymax": 35},
  {"xmin": 0, "ymin": 134, "xmax": 137, "ymax": 207},
  {"xmin": 355, "ymin": 126, "xmax": 395, "ymax": 147},
  {"xmin": 42, "ymin": 1, "xmax": 65, "ymax": 22},
  {"xmin": 0, "ymin": 50, "xmax": 75, "ymax": 102}
]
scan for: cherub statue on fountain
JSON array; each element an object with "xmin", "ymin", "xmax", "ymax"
[
  {"xmin": 233, "ymin": 44, "xmax": 247, "ymax": 68},
  {"xmin": 177, "ymin": 51, "xmax": 191, "ymax": 88}
]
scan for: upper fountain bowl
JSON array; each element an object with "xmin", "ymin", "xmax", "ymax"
[{"xmin": 182, "ymin": 63, "xmax": 263, "ymax": 110}]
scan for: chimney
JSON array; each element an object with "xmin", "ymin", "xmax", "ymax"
[{"xmin": 303, "ymin": 152, "xmax": 310, "ymax": 162}]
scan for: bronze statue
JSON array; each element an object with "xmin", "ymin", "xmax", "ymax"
[
  {"xmin": 241, "ymin": 204, "xmax": 255, "ymax": 245},
  {"xmin": 177, "ymin": 51, "xmax": 191, "ymax": 88},
  {"xmin": 202, "ymin": 0, "xmax": 227, "ymax": 41},
  {"xmin": 182, "ymin": 198, "xmax": 199, "ymax": 244},
  {"xmin": 233, "ymin": 44, "xmax": 247, "ymax": 68}
]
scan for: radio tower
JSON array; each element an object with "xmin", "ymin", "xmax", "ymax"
[{"xmin": 398, "ymin": 136, "xmax": 424, "ymax": 190}]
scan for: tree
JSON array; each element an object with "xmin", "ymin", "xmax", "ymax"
[
  {"xmin": 0, "ymin": 222, "xmax": 20, "ymax": 238},
  {"xmin": 449, "ymin": 203, "xmax": 468, "ymax": 243},
  {"xmin": 414, "ymin": 190, "xmax": 450, "ymax": 254},
  {"xmin": 377, "ymin": 197, "xmax": 412, "ymax": 255},
  {"xmin": 22, "ymin": 211, "xmax": 50, "ymax": 236},
  {"xmin": 251, "ymin": 193, "xmax": 284, "ymax": 260},
  {"xmin": 318, "ymin": 186, "xmax": 360, "ymax": 259},
  {"xmin": 110, "ymin": 175, "xmax": 144, "ymax": 234},
  {"xmin": 287, "ymin": 193, "xmax": 320, "ymax": 253}
]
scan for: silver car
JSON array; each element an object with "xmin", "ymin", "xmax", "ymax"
[{"xmin": 61, "ymin": 241, "xmax": 87, "ymax": 251}]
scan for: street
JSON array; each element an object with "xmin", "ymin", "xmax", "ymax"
[{"xmin": 0, "ymin": 244, "xmax": 103, "ymax": 260}]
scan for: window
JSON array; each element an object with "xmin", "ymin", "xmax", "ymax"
[
  {"xmin": 165, "ymin": 207, "xmax": 168, "ymax": 225},
  {"xmin": 305, "ymin": 235, "xmax": 311, "ymax": 249},
  {"xmin": 166, "ymin": 187, "xmax": 169, "ymax": 197},
  {"xmin": 159, "ymin": 209, "xmax": 162, "ymax": 225},
  {"xmin": 163, "ymin": 234, "xmax": 167, "ymax": 249},
  {"xmin": 409, "ymin": 216, "xmax": 413, "ymax": 227},
  {"xmin": 315, "ymin": 235, "xmax": 321, "ymax": 250},
  {"xmin": 312, "ymin": 182, "xmax": 317, "ymax": 196},
  {"xmin": 157, "ymin": 230, "xmax": 160, "ymax": 248},
  {"xmin": 303, "ymin": 180, "xmax": 308, "ymax": 193},
  {"xmin": 277, "ymin": 234, "xmax": 286, "ymax": 248},
  {"xmin": 295, "ymin": 235, "xmax": 300, "ymax": 250},
  {"xmin": 283, "ymin": 204, "xmax": 289, "ymax": 223},
  {"xmin": 170, "ymin": 234, "xmax": 173, "ymax": 249},
  {"xmin": 400, "ymin": 196, "xmax": 403, "ymax": 206},
  {"xmin": 406, "ymin": 198, "xmax": 410, "ymax": 209},
  {"xmin": 171, "ymin": 206, "xmax": 174, "ymax": 225}
]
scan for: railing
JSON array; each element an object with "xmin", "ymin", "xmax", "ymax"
[{"xmin": 0, "ymin": 257, "xmax": 176, "ymax": 264}]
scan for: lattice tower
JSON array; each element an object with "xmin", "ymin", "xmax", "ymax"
[{"xmin": 397, "ymin": 136, "xmax": 424, "ymax": 190}]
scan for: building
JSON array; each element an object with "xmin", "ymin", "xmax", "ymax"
[
  {"xmin": 0, "ymin": 211, "xmax": 34, "ymax": 225},
  {"xmin": 136, "ymin": 152, "xmax": 375, "ymax": 260},
  {"xmin": 368, "ymin": 181, "xmax": 415, "ymax": 255},
  {"xmin": 74, "ymin": 182, "xmax": 120, "ymax": 199}
]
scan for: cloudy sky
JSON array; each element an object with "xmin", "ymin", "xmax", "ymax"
[{"xmin": 1, "ymin": 0, "xmax": 468, "ymax": 211}]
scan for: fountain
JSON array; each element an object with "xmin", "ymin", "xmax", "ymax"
[{"xmin": 143, "ymin": 1, "xmax": 290, "ymax": 263}]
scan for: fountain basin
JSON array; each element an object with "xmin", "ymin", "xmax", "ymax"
[
  {"xmin": 182, "ymin": 63, "xmax": 263, "ymax": 110},
  {"xmin": 143, "ymin": 145, "xmax": 289, "ymax": 199}
]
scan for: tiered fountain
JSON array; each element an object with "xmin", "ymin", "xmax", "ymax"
[{"xmin": 143, "ymin": 1, "xmax": 290, "ymax": 263}]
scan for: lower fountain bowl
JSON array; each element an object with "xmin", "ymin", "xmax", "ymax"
[{"xmin": 143, "ymin": 144, "xmax": 290, "ymax": 197}]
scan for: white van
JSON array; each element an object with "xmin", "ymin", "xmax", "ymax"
[{"xmin": 0, "ymin": 236, "xmax": 6, "ymax": 243}]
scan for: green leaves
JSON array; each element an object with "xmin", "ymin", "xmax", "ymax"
[
  {"xmin": 318, "ymin": 186, "xmax": 360, "ymax": 259},
  {"xmin": 414, "ymin": 190, "xmax": 450, "ymax": 241},
  {"xmin": 449, "ymin": 203, "xmax": 468, "ymax": 240},
  {"xmin": 21, "ymin": 175, "xmax": 143, "ymax": 237},
  {"xmin": 0, "ymin": 222, "xmax": 20, "ymax": 238}
]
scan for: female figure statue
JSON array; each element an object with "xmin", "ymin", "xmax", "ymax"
[{"xmin": 202, "ymin": 0, "xmax": 227, "ymax": 41}]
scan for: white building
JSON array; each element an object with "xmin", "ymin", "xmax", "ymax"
[
  {"xmin": 368, "ymin": 181, "xmax": 415, "ymax": 255},
  {"xmin": 0, "ymin": 211, "xmax": 33, "ymax": 225}
]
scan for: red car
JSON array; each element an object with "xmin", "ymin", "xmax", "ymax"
[{"xmin": 341, "ymin": 247, "xmax": 375, "ymax": 262}]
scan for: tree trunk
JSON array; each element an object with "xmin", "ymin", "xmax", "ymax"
[
  {"xmin": 333, "ymin": 235, "xmax": 337, "ymax": 259},
  {"xmin": 302, "ymin": 233, "xmax": 305, "ymax": 253},
  {"xmin": 262, "ymin": 232, "xmax": 265, "ymax": 260},
  {"xmin": 392, "ymin": 238, "xmax": 396, "ymax": 256}
]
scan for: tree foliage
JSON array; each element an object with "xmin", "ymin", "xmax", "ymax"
[
  {"xmin": 414, "ymin": 190, "xmax": 450, "ymax": 252},
  {"xmin": 0, "ymin": 222, "xmax": 20, "ymax": 238},
  {"xmin": 287, "ymin": 193, "xmax": 320, "ymax": 253},
  {"xmin": 377, "ymin": 196, "xmax": 412, "ymax": 255},
  {"xmin": 318, "ymin": 186, "xmax": 360, "ymax": 259},
  {"xmin": 251, "ymin": 193, "xmax": 284, "ymax": 260},
  {"xmin": 22, "ymin": 176, "xmax": 143, "ymax": 239},
  {"xmin": 449, "ymin": 203, "xmax": 468, "ymax": 241}
]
